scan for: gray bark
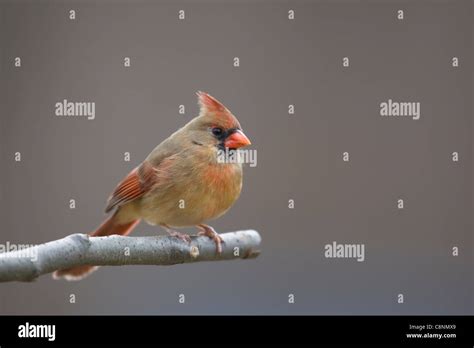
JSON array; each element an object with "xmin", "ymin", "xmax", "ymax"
[{"xmin": 0, "ymin": 230, "xmax": 261, "ymax": 282}]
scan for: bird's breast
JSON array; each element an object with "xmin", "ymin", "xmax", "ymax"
[{"xmin": 140, "ymin": 161, "xmax": 243, "ymax": 227}]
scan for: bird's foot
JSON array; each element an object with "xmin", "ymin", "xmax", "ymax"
[
  {"xmin": 197, "ymin": 224, "xmax": 224, "ymax": 254},
  {"xmin": 168, "ymin": 230, "xmax": 192, "ymax": 243},
  {"xmin": 161, "ymin": 224, "xmax": 192, "ymax": 243}
]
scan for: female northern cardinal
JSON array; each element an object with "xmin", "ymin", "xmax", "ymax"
[{"xmin": 53, "ymin": 92, "xmax": 251, "ymax": 280}]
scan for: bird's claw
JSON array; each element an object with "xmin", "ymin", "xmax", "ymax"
[
  {"xmin": 197, "ymin": 225, "xmax": 224, "ymax": 254},
  {"xmin": 168, "ymin": 231, "xmax": 192, "ymax": 243}
]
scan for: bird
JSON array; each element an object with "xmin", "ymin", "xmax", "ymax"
[{"xmin": 53, "ymin": 91, "xmax": 251, "ymax": 281}]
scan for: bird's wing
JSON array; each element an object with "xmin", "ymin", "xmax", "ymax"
[{"xmin": 105, "ymin": 160, "xmax": 158, "ymax": 213}]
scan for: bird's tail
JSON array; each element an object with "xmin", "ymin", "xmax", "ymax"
[{"xmin": 52, "ymin": 212, "xmax": 139, "ymax": 281}]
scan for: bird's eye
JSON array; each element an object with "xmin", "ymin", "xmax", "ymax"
[{"xmin": 211, "ymin": 127, "xmax": 223, "ymax": 136}]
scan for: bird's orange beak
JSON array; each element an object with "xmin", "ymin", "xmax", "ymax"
[{"xmin": 224, "ymin": 129, "xmax": 251, "ymax": 149}]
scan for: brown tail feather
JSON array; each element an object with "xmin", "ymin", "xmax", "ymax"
[{"xmin": 53, "ymin": 212, "xmax": 139, "ymax": 281}]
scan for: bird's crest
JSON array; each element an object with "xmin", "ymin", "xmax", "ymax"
[{"xmin": 196, "ymin": 91, "xmax": 240, "ymax": 129}]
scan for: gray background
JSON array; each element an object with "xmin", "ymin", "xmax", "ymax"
[{"xmin": 0, "ymin": 0, "xmax": 472, "ymax": 314}]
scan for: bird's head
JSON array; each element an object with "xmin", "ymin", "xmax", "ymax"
[{"xmin": 187, "ymin": 91, "xmax": 251, "ymax": 151}]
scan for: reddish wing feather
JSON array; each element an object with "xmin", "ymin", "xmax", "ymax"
[{"xmin": 105, "ymin": 161, "xmax": 157, "ymax": 213}]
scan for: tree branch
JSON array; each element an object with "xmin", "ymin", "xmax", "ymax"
[{"xmin": 0, "ymin": 230, "xmax": 261, "ymax": 282}]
